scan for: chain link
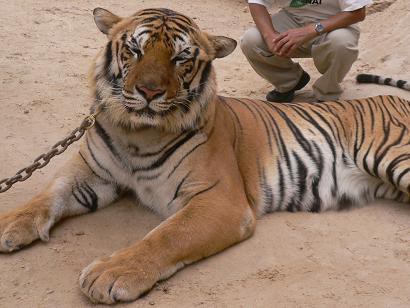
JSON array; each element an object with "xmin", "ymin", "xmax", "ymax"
[{"xmin": 0, "ymin": 111, "xmax": 100, "ymax": 193}]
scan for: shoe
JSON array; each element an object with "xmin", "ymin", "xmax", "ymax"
[{"xmin": 266, "ymin": 71, "xmax": 310, "ymax": 103}]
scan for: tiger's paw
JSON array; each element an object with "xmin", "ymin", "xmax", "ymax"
[
  {"xmin": 79, "ymin": 251, "xmax": 161, "ymax": 304},
  {"xmin": 0, "ymin": 207, "xmax": 51, "ymax": 252}
]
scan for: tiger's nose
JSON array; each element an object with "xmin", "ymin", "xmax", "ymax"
[{"xmin": 136, "ymin": 85, "xmax": 165, "ymax": 101}]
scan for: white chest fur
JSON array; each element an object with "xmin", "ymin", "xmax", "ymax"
[{"xmin": 85, "ymin": 121, "xmax": 208, "ymax": 218}]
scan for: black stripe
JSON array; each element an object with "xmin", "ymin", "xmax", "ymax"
[
  {"xmin": 232, "ymin": 98, "xmax": 258, "ymax": 120},
  {"xmin": 137, "ymin": 29, "xmax": 153, "ymax": 36},
  {"xmin": 167, "ymin": 171, "xmax": 192, "ymax": 207},
  {"xmin": 366, "ymin": 97, "xmax": 376, "ymax": 131},
  {"xmin": 189, "ymin": 180, "xmax": 220, "ymax": 200},
  {"xmin": 375, "ymin": 75, "xmax": 380, "ymax": 83},
  {"xmin": 135, "ymin": 133, "xmax": 186, "ymax": 157},
  {"xmin": 277, "ymin": 160, "xmax": 285, "ymax": 209},
  {"xmin": 373, "ymin": 183, "xmax": 383, "ymax": 198},
  {"xmin": 221, "ymin": 98, "xmax": 243, "ymax": 149},
  {"xmin": 137, "ymin": 9, "xmax": 168, "ymax": 16},
  {"xmin": 295, "ymin": 107, "xmax": 338, "ymax": 196},
  {"xmin": 386, "ymin": 154, "xmax": 410, "ymax": 185},
  {"xmin": 94, "ymin": 121, "xmax": 121, "ymax": 160},
  {"xmin": 221, "ymin": 98, "xmax": 243, "ymax": 131},
  {"xmin": 133, "ymin": 130, "xmax": 198, "ymax": 172},
  {"xmin": 310, "ymin": 176, "xmax": 321, "ymax": 212},
  {"xmin": 72, "ymin": 183, "xmax": 88, "ymax": 208},
  {"xmin": 338, "ymin": 194, "xmax": 354, "ymax": 210},
  {"xmin": 352, "ymin": 102, "xmax": 367, "ymax": 162},
  {"xmin": 171, "ymin": 32, "xmax": 186, "ymax": 42},
  {"xmin": 141, "ymin": 16, "xmax": 161, "ymax": 24},
  {"xmin": 196, "ymin": 61, "xmax": 212, "ymax": 97},
  {"xmin": 191, "ymin": 48, "xmax": 200, "ymax": 64},
  {"xmin": 180, "ymin": 52, "xmax": 201, "ymax": 93},
  {"xmin": 169, "ymin": 19, "xmax": 191, "ymax": 33},
  {"xmin": 250, "ymin": 102, "xmax": 274, "ymax": 154},
  {"xmin": 115, "ymin": 41, "xmax": 123, "ymax": 80},
  {"xmin": 397, "ymin": 80, "xmax": 407, "ymax": 89},
  {"xmin": 261, "ymin": 105, "xmax": 284, "ymax": 157},
  {"xmin": 275, "ymin": 108, "xmax": 316, "ymax": 162},
  {"xmin": 259, "ymin": 163, "xmax": 273, "ymax": 213},
  {"xmin": 167, "ymin": 140, "xmax": 207, "ymax": 178},
  {"xmin": 158, "ymin": 8, "xmax": 180, "ymax": 16},
  {"xmin": 384, "ymin": 78, "xmax": 392, "ymax": 85},
  {"xmin": 170, "ymin": 16, "xmax": 194, "ymax": 27},
  {"xmin": 293, "ymin": 152, "xmax": 307, "ymax": 209},
  {"xmin": 82, "ymin": 183, "xmax": 99, "ymax": 212},
  {"xmin": 103, "ymin": 41, "xmax": 113, "ymax": 78},
  {"xmin": 362, "ymin": 140, "xmax": 375, "ymax": 176},
  {"xmin": 371, "ymin": 106, "xmax": 389, "ymax": 176},
  {"xmin": 79, "ymin": 151, "xmax": 107, "ymax": 182},
  {"xmin": 72, "ymin": 181, "xmax": 98, "ymax": 212},
  {"xmin": 373, "ymin": 121, "xmax": 406, "ymax": 178},
  {"xmin": 396, "ymin": 168, "xmax": 410, "ymax": 190},
  {"xmin": 86, "ymin": 136, "xmax": 114, "ymax": 179}
]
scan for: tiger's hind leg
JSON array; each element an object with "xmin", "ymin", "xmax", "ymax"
[
  {"xmin": 0, "ymin": 151, "xmax": 120, "ymax": 252},
  {"xmin": 352, "ymin": 141, "xmax": 410, "ymax": 204},
  {"xmin": 358, "ymin": 141, "xmax": 410, "ymax": 203},
  {"xmin": 345, "ymin": 96, "xmax": 410, "ymax": 203},
  {"xmin": 372, "ymin": 145, "xmax": 410, "ymax": 203},
  {"xmin": 352, "ymin": 114, "xmax": 410, "ymax": 201}
]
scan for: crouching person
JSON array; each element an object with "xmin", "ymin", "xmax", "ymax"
[{"xmin": 241, "ymin": 0, "xmax": 372, "ymax": 102}]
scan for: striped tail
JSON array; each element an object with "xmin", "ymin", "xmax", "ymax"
[{"xmin": 356, "ymin": 74, "xmax": 410, "ymax": 91}]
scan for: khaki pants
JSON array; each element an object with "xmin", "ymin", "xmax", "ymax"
[{"xmin": 240, "ymin": 9, "xmax": 360, "ymax": 101}]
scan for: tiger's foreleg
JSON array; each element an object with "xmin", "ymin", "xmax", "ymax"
[
  {"xmin": 79, "ymin": 181, "xmax": 256, "ymax": 304},
  {"xmin": 0, "ymin": 150, "xmax": 119, "ymax": 252}
]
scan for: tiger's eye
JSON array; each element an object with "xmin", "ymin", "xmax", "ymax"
[{"xmin": 129, "ymin": 46, "xmax": 142, "ymax": 58}]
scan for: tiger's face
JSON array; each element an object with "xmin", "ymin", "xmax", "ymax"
[{"xmin": 91, "ymin": 8, "xmax": 237, "ymax": 131}]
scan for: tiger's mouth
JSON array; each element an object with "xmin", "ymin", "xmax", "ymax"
[
  {"xmin": 123, "ymin": 103, "xmax": 178, "ymax": 117},
  {"xmin": 124, "ymin": 105, "xmax": 157, "ymax": 117},
  {"xmin": 121, "ymin": 87, "xmax": 189, "ymax": 116}
]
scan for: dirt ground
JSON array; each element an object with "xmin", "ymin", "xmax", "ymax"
[{"xmin": 0, "ymin": 0, "xmax": 409, "ymax": 307}]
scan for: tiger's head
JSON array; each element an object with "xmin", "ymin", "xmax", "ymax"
[{"xmin": 90, "ymin": 8, "xmax": 236, "ymax": 132}]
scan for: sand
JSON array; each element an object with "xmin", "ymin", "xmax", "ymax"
[{"xmin": 0, "ymin": 0, "xmax": 409, "ymax": 307}]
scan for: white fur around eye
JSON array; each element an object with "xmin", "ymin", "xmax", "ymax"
[
  {"xmin": 173, "ymin": 33, "xmax": 191, "ymax": 52},
  {"xmin": 132, "ymin": 26, "xmax": 150, "ymax": 49},
  {"xmin": 172, "ymin": 48, "xmax": 192, "ymax": 65}
]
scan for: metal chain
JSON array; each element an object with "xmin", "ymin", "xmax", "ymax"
[{"xmin": 0, "ymin": 110, "xmax": 101, "ymax": 193}]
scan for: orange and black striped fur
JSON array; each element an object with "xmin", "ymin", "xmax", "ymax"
[{"xmin": 0, "ymin": 8, "xmax": 409, "ymax": 304}]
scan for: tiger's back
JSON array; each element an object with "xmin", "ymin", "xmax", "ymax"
[{"xmin": 217, "ymin": 95, "xmax": 410, "ymax": 215}]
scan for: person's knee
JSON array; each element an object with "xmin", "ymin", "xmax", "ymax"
[
  {"xmin": 326, "ymin": 29, "xmax": 359, "ymax": 59},
  {"xmin": 240, "ymin": 27, "xmax": 265, "ymax": 55}
]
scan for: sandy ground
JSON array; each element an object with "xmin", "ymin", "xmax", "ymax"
[{"xmin": 0, "ymin": 0, "xmax": 409, "ymax": 307}]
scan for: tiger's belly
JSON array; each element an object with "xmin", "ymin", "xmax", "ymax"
[{"xmin": 254, "ymin": 153, "xmax": 384, "ymax": 215}]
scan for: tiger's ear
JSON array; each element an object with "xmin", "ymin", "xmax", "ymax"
[
  {"xmin": 93, "ymin": 8, "xmax": 122, "ymax": 35},
  {"xmin": 208, "ymin": 35, "xmax": 237, "ymax": 59}
]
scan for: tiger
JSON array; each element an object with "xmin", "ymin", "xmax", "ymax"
[{"xmin": 0, "ymin": 7, "xmax": 409, "ymax": 304}]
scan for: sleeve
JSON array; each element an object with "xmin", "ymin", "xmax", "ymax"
[
  {"xmin": 248, "ymin": 0, "xmax": 273, "ymax": 8},
  {"xmin": 339, "ymin": 0, "xmax": 373, "ymax": 11}
]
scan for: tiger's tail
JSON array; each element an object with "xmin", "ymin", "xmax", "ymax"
[{"xmin": 356, "ymin": 74, "xmax": 410, "ymax": 91}]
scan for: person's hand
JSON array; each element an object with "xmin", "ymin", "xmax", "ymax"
[
  {"xmin": 273, "ymin": 26, "xmax": 317, "ymax": 58},
  {"xmin": 263, "ymin": 31, "xmax": 281, "ymax": 55}
]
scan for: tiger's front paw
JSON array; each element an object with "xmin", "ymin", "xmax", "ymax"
[
  {"xmin": 0, "ymin": 206, "xmax": 51, "ymax": 252},
  {"xmin": 79, "ymin": 250, "xmax": 161, "ymax": 304}
]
